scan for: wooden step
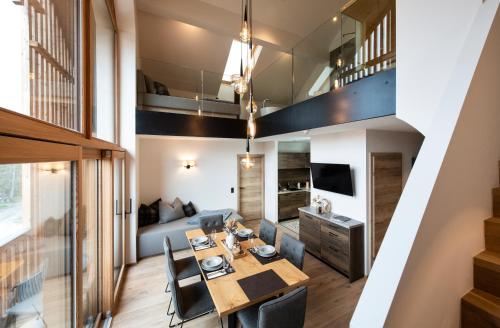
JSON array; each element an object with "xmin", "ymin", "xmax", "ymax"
[
  {"xmin": 474, "ymin": 251, "xmax": 500, "ymax": 298},
  {"xmin": 462, "ymin": 289, "xmax": 500, "ymax": 327},
  {"xmin": 494, "ymin": 188, "xmax": 500, "ymax": 217},
  {"xmin": 486, "ymin": 217, "xmax": 500, "ymax": 253}
]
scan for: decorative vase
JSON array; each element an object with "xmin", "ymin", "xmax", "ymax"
[{"xmin": 226, "ymin": 231, "xmax": 235, "ymax": 249}]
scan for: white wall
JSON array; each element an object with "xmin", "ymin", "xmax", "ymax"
[
  {"xmin": 352, "ymin": 3, "xmax": 499, "ymax": 327},
  {"xmin": 116, "ymin": 0, "xmax": 137, "ymax": 264},
  {"xmin": 264, "ymin": 141, "xmax": 279, "ymax": 222},
  {"xmin": 310, "ymin": 130, "xmax": 367, "ymax": 223},
  {"xmin": 396, "ymin": 0, "xmax": 485, "ymax": 134},
  {"xmin": 138, "ymin": 136, "xmax": 268, "ymax": 212}
]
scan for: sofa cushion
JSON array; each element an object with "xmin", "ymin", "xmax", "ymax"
[
  {"xmin": 138, "ymin": 198, "xmax": 161, "ymax": 227},
  {"xmin": 144, "ymin": 74, "xmax": 156, "ymax": 94},
  {"xmin": 159, "ymin": 198, "xmax": 185, "ymax": 224},
  {"xmin": 154, "ymin": 81, "xmax": 170, "ymax": 96},
  {"xmin": 183, "ymin": 201, "xmax": 197, "ymax": 217}
]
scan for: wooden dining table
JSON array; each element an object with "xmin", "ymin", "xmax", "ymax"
[{"xmin": 185, "ymin": 222, "xmax": 309, "ymax": 328}]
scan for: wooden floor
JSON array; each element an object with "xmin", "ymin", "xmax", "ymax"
[{"xmin": 113, "ymin": 220, "xmax": 366, "ymax": 328}]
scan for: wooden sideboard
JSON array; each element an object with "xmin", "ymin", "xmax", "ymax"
[{"xmin": 298, "ymin": 207, "xmax": 364, "ymax": 282}]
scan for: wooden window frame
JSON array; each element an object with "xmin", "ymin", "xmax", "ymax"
[{"xmin": 0, "ymin": 1, "xmax": 125, "ymax": 327}]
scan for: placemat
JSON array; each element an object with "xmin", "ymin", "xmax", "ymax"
[
  {"xmin": 249, "ymin": 248, "xmax": 283, "ymax": 265},
  {"xmin": 201, "ymin": 225, "xmax": 225, "ymax": 235},
  {"xmin": 198, "ymin": 255, "xmax": 236, "ymax": 280},
  {"xmin": 237, "ymin": 269, "xmax": 288, "ymax": 301},
  {"xmin": 190, "ymin": 238, "xmax": 217, "ymax": 251}
]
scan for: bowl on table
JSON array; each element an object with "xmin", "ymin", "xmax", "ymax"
[
  {"xmin": 191, "ymin": 236, "xmax": 209, "ymax": 246},
  {"xmin": 201, "ymin": 256, "xmax": 223, "ymax": 271},
  {"xmin": 237, "ymin": 228, "xmax": 253, "ymax": 238},
  {"xmin": 257, "ymin": 245, "xmax": 276, "ymax": 258}
]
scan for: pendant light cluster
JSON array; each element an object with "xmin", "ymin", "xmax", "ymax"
[{"xmin": 235, "ymin": 0, "xmax": 257, "ymax": 168}]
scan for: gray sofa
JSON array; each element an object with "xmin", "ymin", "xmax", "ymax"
[{"xmin": 137, "ymin": 209, "xmax": 244, "ymax": 259}]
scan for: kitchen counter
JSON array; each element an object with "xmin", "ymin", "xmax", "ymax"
[
  {"xmin": 278, "ymin": 188, "xmax": 310, "ymax": 195},
  {"xmin": 298, "ymin": 206, "xmax": 363, "ymax": 229}
]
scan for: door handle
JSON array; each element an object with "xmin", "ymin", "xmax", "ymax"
[{"xmin": 115, "ymin": 198, "xmax": 132, "ymax": 217}]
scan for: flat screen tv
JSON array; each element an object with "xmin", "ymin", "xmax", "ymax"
[{"xmin": 311, "ymin": 163, "xmax": 354, "ymax": 196}]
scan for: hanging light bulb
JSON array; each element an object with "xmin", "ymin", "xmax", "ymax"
[
  {"xmin": 336, "ymin": 57, "xmax": 343, "ymax": 68},
  {"xmin": 240, "ymin": 1, "xmax": 250, "ymax": 43},
  {"xmin": 241, "ymin": 138, "xmax": 255, "ymax": 169},
  {"xmin": 247, "ymin": 112, "xmax": 256, "ymax": 139},
  {"xmin": 246, "ymin": 98, "xmax": 257, "ymax": 113},
  {"xmin": 232, "ymin": 75, "xmax": 248, "ymax": 95},
  {"xmin": 240, "ymin": 20, "xmax": 250, "ymax": 43}
]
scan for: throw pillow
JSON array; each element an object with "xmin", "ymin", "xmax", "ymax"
[
  {"xmin": 144, "ymin": 74, "xmax": 156, "ymax": 94},
  {"xmin": 183, "ymin": 201, "xmax": 197, "ymax": 217},
  {"xmin": 159, "ymin": 197, "xmax": 186, "ymax": 224},
  {"xmin": 154, "ymin": 81, "xmax": 170, "ymax": 96},
  {"xmin": 138, "ymin": 198, "xmax": 162, "ymax": 227}
]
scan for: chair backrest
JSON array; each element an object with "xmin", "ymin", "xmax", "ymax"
[
  {"xmin": 199, "ymin": 214, "xmax": 223, "ymax": 230},
  {"xmin": 258, "ymin": 286, "xmax": 308, "ymax": 328},
  {"xmin": 259, "ymin": 219, "xmax": 277, "ymax": 246},
  {"xmin": 163, "ymin": 236, "xmax": 176, "ymax": 281},
  {"xmin": 165, "ymin": 261, "xmax": 187, "ymax": 320},
  {"xmin": 280, "ymin": 234, "xmax": 305, "ymax": 270}
]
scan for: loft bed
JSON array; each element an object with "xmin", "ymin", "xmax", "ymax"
[{"xmin": 136, "ymin": 70, "xmax": 241, "ymax": 118}]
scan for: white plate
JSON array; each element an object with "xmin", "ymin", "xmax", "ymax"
[
  {"xmin": 257, "ymin": 245, "xmax": 276, "ymax": 257},
  {"xmin": 192, "ymin": 236, "xmax": 209, "ymax": 246},
  {"xmin": 201, "ymin": 256, "xmax": 223, "ymax": 271},
  {"xmin": 237, "ymin": 228, "xmax": 253, "ymax": 237}
]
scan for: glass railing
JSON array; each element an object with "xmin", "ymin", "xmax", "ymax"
[
  {"xmin": 137, "ymin": 58, "xmax": 244, "ymax": 118},
  {"xmin": 252, "ymin": 0, "xmax": 395, "ymax": 114},
  {"xmin": 137, "ymin": 0, "xmax": 395, "ymax": 118}
]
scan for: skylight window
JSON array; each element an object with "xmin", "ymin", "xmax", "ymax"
[
  {"xmin": 308, "ymin": 66, "xmax": 334, "ymax": 97},
  {"xmin": 221, "ymin": 39, "xmax": 262, "ymax": 83}
]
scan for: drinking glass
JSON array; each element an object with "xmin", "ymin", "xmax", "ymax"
[
  {"xmin": 223, "ymin": 256, "xmax": 230, "ymax": 270},
  {"xmin": 248, "ymin": 235, "xmax": 255, "ymax": 252},
  {"xmin": 211, "ymin": 229, "xmax": 217, "ymax": 244}
]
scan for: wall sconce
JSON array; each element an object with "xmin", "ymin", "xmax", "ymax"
[
  {"xmin": 39, "ymin": 162, "xmax": 65, "ymax": 174},
  {"xmin": 182, "ymin": 160, "xmax": 196, "ymax": 169}
]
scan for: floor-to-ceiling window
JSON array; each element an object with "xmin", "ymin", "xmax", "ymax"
[
  {"xmin": 0, "ymin": 141, "xmax": 78, "ymax": 327},
  {"xmin": 0, "ymin": 0, "xmax": 81, "ymax": 131},
  {"xmin": 0, "ymin": 0, "xmax": 125, "ymax": 326},
  {"xmin": 82, "ymin": 158, "xmax": 100, "ymax": 327},
  {"xmin": 92, "ymin": 0, "xmax": 116, "ymax": 143}
]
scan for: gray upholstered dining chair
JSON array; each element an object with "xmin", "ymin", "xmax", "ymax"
[
  {"xmin": 199, "ymin": 214, "xmax": 224, "ymax": 231},
  {"xmin": 259, "ymin": 219, "xmax": 277, "ymax": 246},
  {"xmin": 279, "ymin": 234, "xmax": 306, "ymax": 270},
  {"xmin": 166, "ymin": 255, "xmax": 222, "ymax": 328},
  {"xmin": 163, "ymin": 236, "xmax": 202, "ymax": 315},
  {"xmin": 236, "ymin": 286, "xmax": 308, "ymax": 328}
]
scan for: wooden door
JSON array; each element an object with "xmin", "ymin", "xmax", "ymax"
[
  {"xmin": 238, "ymin": 155, "xmax": 264, "ymax": 221},
  {"xmin": 370, "ymin": 153, "xmax": 402, "ymax": 262}
]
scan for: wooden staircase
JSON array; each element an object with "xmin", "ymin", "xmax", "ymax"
[{"xmin": 461, "ymin": 163, "xmax": 500, "ymax": 327}]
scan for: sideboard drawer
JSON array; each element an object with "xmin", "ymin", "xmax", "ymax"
[{"xmin": 321, "ymin": 244, "xmax": 349, "ymax": 273}]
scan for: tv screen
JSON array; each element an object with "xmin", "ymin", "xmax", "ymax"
[{"xmin": 311, "ymin": 163, "xmax": 354, "ymax": 196}]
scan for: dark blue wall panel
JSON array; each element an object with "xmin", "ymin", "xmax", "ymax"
[{"xmin": 136, "ymin": 69, "xmax": 396, "ymax": 138}]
